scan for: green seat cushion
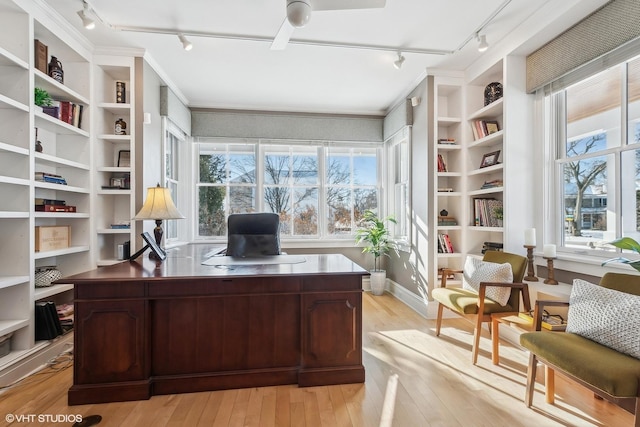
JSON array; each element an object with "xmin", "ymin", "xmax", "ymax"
[
  {"xmin": 520, "ymin": 332, "xmax": 640, "ymax": 397},
  {"xmin": 432, "ymin": 287, "xmax": 516, "ymax": 315}
]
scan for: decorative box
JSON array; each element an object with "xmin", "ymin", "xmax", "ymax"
[{"xmin": 35, "ymin": 225, "xmax": 70, "ymax": 252}]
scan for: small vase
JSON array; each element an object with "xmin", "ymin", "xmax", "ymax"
[{"xmin": 370, "ymin": 270, "xmax": 386, "ymax": 296}]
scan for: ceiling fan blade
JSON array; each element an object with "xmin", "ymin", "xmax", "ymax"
[
  {"xmin": 312, "ymin": 0, "xmax": 385, "ymax": 11},
  {"xmin": 271, "ymin": 18, "xmax": 296, "ymax": 50}
]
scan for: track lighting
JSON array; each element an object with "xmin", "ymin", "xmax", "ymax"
[
  {"xmin": 477, "ymin": 34, "xmax": 489, "ymax": 52},
  {"xmin": 287, "ymin": 0, "xmax": 312, "ymax": 28},
  {"xmin": 178, "ymin": 33, "xmax": 193, "ymax": 51},
  {"xmin": 77, "ymin": 1, "xmax": 95, "ymax": 30},
  {"xmin": 393, "ymin": 52, "xmax": 405, "ymax": 70}
]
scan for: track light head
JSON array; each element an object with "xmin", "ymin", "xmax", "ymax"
[
  {"xmin": 178, "ymin": 33, "xmax": 193, "ymax": 51},
  {"xmin": 77, "ymin": 1, "xmax": 95, "ymax": 29},
  {"xmin": 287, "ymin": 0, "xmax": 311, "ymax": 28},
  {"xmin": 393, "ymin": 52, "xmax": 405, "ymax": 70},
  {"xmin": 477, "ymin": 34, "xmax": 488, "ymax": 52}
]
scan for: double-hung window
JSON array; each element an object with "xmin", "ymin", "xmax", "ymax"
[
  {"xmin": 546, "ymin": 55, "xmax": 640, "ymax": 255},
  {"xmin": 196, "ymin": 139, "xmax": 382, "ymax": 240}
]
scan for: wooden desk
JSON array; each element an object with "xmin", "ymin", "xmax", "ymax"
[{"xmin": 64, "ymin": 245, "xmax": 367, "ymax": 405}]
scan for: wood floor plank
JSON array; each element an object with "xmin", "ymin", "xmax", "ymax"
[{"xmin": 0, "ymin": 292, "xmax": 633, "ymax": 426}]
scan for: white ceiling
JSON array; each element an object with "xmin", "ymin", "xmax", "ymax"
[{"xmin": 42, "ymin": 0, "xmax": 607, "ymax": 115}]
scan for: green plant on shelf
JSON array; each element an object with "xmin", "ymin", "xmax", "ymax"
[{"xmin": 34, "ymin": 87, "xmax": 53, "ymax": 107}]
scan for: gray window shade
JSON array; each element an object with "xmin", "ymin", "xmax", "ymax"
[{"xmin": 526, "ymin": 0, "xmax": 640, "ymax": 93}]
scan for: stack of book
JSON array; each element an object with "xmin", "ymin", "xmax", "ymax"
[
  {"xmin": 470, "ymin": 120, "xmax": 500, "ymax": 140},
  {"xmin": 42, "ymin": 101, "xmax": 84, "ymax": 128},
  {"xmin": 35, "ymin": 172, "xmax": 67, "ymax": 185},
  {"xmin": 473, "ymin": 198, "xmax": 503, "ymax": 227},
  {"xmin": 56, "ymin": 303, "xmax": 74, "ymax": 333},
  {"xmin": 482, "ymin": 241, "xmax": 504, "ymax": 253},
  {"xmin": 437, "ymin": 138, "xmax": 456, "ymax": 145},
  {"xmin": 35, "ymin": 198, "xmax": 76, "ymax": 212},
  {"xmin": 480, "ymin": 179, "xmax": 503, "ymax": 189},
  {"xmin": 438, "ymin": 215, "xmax": 458, "ymax": 226},
  {"xmin": 437, "ymin": 233, "xmax": 455, "ymax": 253}
]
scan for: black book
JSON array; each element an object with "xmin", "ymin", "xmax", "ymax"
[{"xmin": 35, "ymin": 302, "xmax": 58, "ymax": 340}]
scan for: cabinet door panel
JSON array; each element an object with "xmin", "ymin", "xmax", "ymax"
[{"xmin": 74, "ymin": 299, "xmax": 146, "ymax": 384}]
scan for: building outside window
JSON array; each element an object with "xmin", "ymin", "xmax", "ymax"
[
  {"xmin": 546, "ymin": 55, "xmax": 640, "ymax": 255},
  {"xmin": 196, "ymin": 139, "xmax": 381, "ymax": 240}
]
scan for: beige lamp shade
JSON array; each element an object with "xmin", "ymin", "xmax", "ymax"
[{"xmin": 134, "ymin": 184, "xmax": 185, "ymax": 220}]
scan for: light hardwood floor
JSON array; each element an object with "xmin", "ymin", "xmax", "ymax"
[{"xmin": 0, "ymin": 292, "xmax": 633, "ymax": 426}]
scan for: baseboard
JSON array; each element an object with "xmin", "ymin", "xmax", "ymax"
[
  {"xmin": 0, "ymin": 332, "xmax": 73, "ymax": 389},
  {"xmin": 380, "ymin": 279, "xmax": 458, "ymax": 320}
]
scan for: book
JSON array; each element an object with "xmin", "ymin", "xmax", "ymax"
[
  {"xmin": 35, "ymin": 204, "xmax": 76, "ymax": 212},
  {"xmin": 35, "ymin": 198, "xmax": 66, "ymax": 205},
  {"xmin": 518, "ymin": 312, "xmax": 567, "ymax": 331},
  {"xmin": 34, "ymin": 39, "xmax": 48, "ymax": 74}
]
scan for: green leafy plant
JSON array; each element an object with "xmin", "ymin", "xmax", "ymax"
[
  {"xmin": 493, "ymin": 206, "xmax": 503, "ymax": 221},
  {"xmin": 34, "ymin": 87, "xmax": 53, "ymax": 107},
  {"xmin": 354, "ymin": 209, "xmax": 397, "ymax": 271},
  {"xmin": 601, "ymin": 237, "xmax": 640, "ymax": 273}
]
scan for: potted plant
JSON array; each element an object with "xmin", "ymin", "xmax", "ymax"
[
  {"xmin": 355, "ymin": 209, "xmax": 397, "ymax": 295},
  {"xmin": 494, "ymin": 206, "xmax": 503, "ymax": 227},
  {"xmin": 602, "ymin": 237, "xmax": 640, "ymax": 272},
  {"xmin": 34, "ymin": 87, "xmax": 53, "ymax": 107}
]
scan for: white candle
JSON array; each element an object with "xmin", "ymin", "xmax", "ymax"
[
  {"xmin": 524, "ymin": 228, "xmax": 536, "ymax": 246},
  {"xmin": 543, "ymin": 244, "xmax": 556, "ymax": 258}
]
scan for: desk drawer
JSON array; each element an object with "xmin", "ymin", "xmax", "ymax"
[{"xmin": 147, "ymin": 276, "xmax": 301, "ymax": 297}]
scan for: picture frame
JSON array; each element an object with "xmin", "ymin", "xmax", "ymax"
[
  {"xmin": 485, "ymin": 121, "xmax": 500, "ymax": 135},
  {"xmin": 110, "ymin": 177, "xmax": 125, "ymax": 188},
  {"xmin": 141, "ymin": 231, "xmax": 166, "ymax": 260},
  {"xmin": 480, "ymin": 150, "xmax": 501, "ymax": 168},
  {"xmin": 117, "ymin": 150, "xmax": 130, "ymax": 167},
  {"xmin": 129, "ymin": 232, "xmax": 166, "ymax": 261}
]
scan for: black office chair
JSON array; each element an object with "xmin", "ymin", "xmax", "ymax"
[{"xmin": 226, "ymin": 213, "xmax": 281, "ymax": 257}]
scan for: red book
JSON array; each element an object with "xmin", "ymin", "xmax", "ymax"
[
  {"xmin": 35, "ymin": 204, "xmax": 76, "ymax": 212},
  {"xmin": 60, "ymin": 101, "xmax": 73, "ymax": 124}
]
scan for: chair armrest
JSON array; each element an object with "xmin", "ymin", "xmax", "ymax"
[
  {"xmin": 478, "ymin": 281, "xmax": 531, "ymax": 313},
  {"xmin": 439, "ymin": 269, "xmax": 464, "ymax": 288},
  {"xmin": 532, "ymin": 299, "xmax": 569, "ymax": 331}
]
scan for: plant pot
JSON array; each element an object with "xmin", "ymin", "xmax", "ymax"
[{"xmin": 369, "ymin": 270, "xmax": 386, "ymax": 296}]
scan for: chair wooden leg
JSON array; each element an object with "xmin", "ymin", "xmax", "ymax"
[
  {"xmin": 545, "ymin": 365, "xmax": 555, "ymax": 404},
  {"xmin": 491, "ymin": 316, "xmax": 499, "ymax": 365},
  {"xmin": 435, "ymin": 303, "xmax": 443, "ymax": 337},
  {"xmin": 525, "ymin": 353, "xmax": 537, "ymax": 407},
  {"xmin": 472, "ymin": 315, "xmax": 482, "ymax": 364},
  {"xmin": 634, "ymin": 397, "xmax": 640, "ymax": 427}
]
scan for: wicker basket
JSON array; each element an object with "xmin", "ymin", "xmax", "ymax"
[{"xmin": 35, "ymin": 266, "xmax": 62, "ymax": 288}]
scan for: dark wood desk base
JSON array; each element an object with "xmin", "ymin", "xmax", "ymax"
[{"xmin": 66, "ymin": 249, "xmax": 366, "ymax": 405}]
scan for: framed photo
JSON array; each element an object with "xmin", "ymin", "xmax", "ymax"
[
  {"xmin": 110, "ymin": 177, "xmax": 125, "ymax": 188},
  {"xmin": 485, "ymin": 121, "xmax": 500, "ymax": 135},
  {"xmin": 480, "ymin": 150, "xmax": 501, "ymax": 168},
  {"xmin": 141, "ymin": 231, "xmax": 166, "ymax": 260},
  {"xmin": 117, "ymin": 150, "xmax": 130, "ymax": 167}
]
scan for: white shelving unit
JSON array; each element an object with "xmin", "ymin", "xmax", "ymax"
[
  {"xmin": 428, "ymin": 74, "xmax": 465, "ymax": 287},
  {"xmin": 93, "ymin": 56, "xmax": 136, "ymax": 266},
  {"xmin": 0, "ymin": 0, "xmax": 92, "ymax": 384},
  {"xmin": 465, "ymin": 62, "xmax": 505, "ymax": 257}
]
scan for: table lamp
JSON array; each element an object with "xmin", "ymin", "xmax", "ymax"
[{"xmin": 133, "ymin": 183, "xmax": 184, "ymax": 259}]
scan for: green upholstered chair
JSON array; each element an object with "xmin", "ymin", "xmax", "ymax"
[
  {"xmin": 520, "ymin": 272, "xmax": 640, "ymax": 426},
  {"xmin": 432, "ymin": 251, "xmax": 530, "ymax": 364}
]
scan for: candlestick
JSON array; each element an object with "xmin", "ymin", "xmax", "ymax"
[
  {"xmin": 524, "ymin": 228, "xmax": 536, "ymax": 246},
  {"xmin": 543, "ymin": 257, "xmax": 558, "ymax": 285},
  {"xmin": 543, "ymin": 244, "xmax": 556, "ymax": 258},
  {"xmin": 523, "ymin": 245, "xmax": 538, "ymax": 281}
]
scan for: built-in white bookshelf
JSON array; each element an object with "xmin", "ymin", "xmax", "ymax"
[{"xmin": 93, "ymin": 56, "xmax": 136, "ymax": 266}]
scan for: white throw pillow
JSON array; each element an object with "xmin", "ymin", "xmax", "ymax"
[
  {"xmin": 461, "ymin": 256, "xmax": 513, "ymax": 306},
  {"xmin": 566, "ymin": 279, "xmax": 640, "ymax": 359}
]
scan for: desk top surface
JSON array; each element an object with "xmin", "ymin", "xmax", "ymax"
[{"xmin": 62, "ymin": 244, "xmax": 368, "ymax": 283}]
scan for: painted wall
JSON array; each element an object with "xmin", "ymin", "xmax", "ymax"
[{"xmin": 385, "ymin": 78, "xmax": 430, "ymax": 301}]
